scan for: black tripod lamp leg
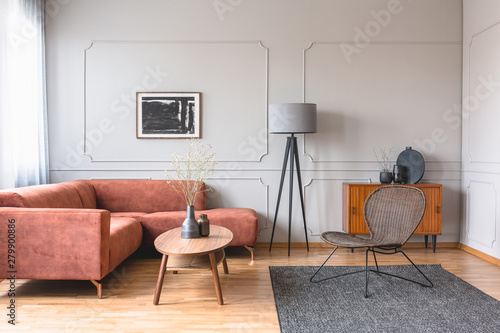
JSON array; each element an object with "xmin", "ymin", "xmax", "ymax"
[
  {"xmin": 269, "ymin": 137, "xmax": 291, "ymax": 252},
  {"xmin": 293, "ymin": 138, "xmax": 309, "ymax": 251},
  {"xmin": 287, "ymin": 136, "xmax": 295, "ymax": 256}
]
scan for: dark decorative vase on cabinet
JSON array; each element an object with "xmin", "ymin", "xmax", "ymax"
[{"xmin": 379, "ymin": 171, "xmax": 393, "ymax": 184}]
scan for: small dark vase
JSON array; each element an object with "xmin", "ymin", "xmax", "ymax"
[
  {"xmin": 198, "ymin": 214, "xmax": 210, "ymax": 237},
  {"xmin": 379, "ymin": 171, "xmax": 393, "ymax": 184},
  {"xmin": 181, "ymin": 205, "xmax": 200, "ymax": 238}
]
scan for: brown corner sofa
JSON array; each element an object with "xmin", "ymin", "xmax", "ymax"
[{"xmin": 0, "ymin": 179, "xmax": 258, "ymax": 298}]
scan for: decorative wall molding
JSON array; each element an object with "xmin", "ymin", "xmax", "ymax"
[
  {"xmin": 467, "ymin": 21, "xmax": 500, "ymax": 164},
  {"xmin": 207, "ymin": 176, "xmax": 269, "ymax": 236},
  {"xmin": 49, "ymin": 163, "xmax": 462, "ymax": 173},
  {"xmin": 302, "ymin": 41, "xmax": 462, "ymax": 164},
  {"xmin": 465, "ymin": 180, "xmax": 497, "ymax": 248},
  {"xmin": 302, "ymin": 40, "xmax": 461, "ymax": 101},
  {"xmin": 84, "ymin": 40, "xmax": 269, "ymax": 163},
  {"xmin": 304, "ymin": 177, "xmax": 372, "ymax": 236}
]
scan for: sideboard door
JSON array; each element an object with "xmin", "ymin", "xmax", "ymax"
[
  {"xmin": 413, "ymin": 185, "xmax": 442, "ymax": 235},
  {"xmin": 342, "ymin": 183, "xmax": 378, "ymax": 235}
]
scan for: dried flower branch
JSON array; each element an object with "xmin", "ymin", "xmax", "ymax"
[
  {"xmin": 165, "ymin": 139, "xmax": 217, "ymax": 206},
  {"xmin": 373, "ymin": 147, "xmax": 393, "ymax": 172}
]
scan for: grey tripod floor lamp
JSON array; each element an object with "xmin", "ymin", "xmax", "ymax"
[{"xmin": 268, "ymin": 103, "xmax": 317, "ymax": 256}]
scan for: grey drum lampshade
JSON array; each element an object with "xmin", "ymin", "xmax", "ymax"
[{"xmin": 269, "ymin": 103, "xmax": 317, "ymax": 134}]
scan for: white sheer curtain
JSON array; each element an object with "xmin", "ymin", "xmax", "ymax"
[{"xmin": 0, "ymin": 0, "xmax": 48, "ymax": 189}]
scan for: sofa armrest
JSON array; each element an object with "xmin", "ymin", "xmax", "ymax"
[{"xmin": 0, "ymin": 207, "xmax": 110, "ymax": 280}]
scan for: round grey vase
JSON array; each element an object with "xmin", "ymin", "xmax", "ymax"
[
  {"xmin": 379, "ymin": 171, "xmax": 393, "ymax": 184},
  {"xmin": 181, "ymin": 205, "xmax": 200, "ymax": 238}
]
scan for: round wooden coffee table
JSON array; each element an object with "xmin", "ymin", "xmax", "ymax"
[{"xmin": 153, "ymin": 225, "xmax": 233, "ymax": 305}]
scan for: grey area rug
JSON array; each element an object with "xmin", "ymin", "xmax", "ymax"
[{"xmin": 269, "ymin": 265, "xmax": 500, "ymax": 333}]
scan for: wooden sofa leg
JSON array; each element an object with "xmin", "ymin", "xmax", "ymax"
[
  {"xmin": 244, "ymin": 246, "xmax": 255, "ymax": 261},
  {"xmin": 90, "ymin": 280, "xmax": 103, "ymax": 299}
]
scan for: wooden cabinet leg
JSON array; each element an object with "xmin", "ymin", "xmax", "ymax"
[
  {"xmin": 424, "ymin": 235, "xmax": 429, "ymax": 248},
  {"xmin": 209, "ymin": 252, "xmax": 224, "ymax": 305},
  {"xmin": 432, "ymin": 235, "xmax": 437, "ymax": 253},
  {"xmin": 153, "ymin": 254, "xmax": 168, "ymax": 305}
]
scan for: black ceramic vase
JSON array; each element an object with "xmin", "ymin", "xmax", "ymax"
[
  {"xmin": 379, "ymin": 171, "xmax": 393, "ymax": 184},
  {"xmin": 181, "ymin": 205, "xmax": 200, "ymax": 238}
]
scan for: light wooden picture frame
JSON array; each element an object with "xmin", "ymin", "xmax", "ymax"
[{"xmin": 136, "ymin": 92, "xmax": 201, "ymax": 139}]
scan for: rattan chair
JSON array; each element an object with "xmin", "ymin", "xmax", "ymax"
[{"xmin": 310, "ymin": 185, "xmax": 433, "ymax": 298}]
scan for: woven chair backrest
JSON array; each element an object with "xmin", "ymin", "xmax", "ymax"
[{"xmin": 363, "ymin": 185, "xmax": 426, "ymax": 246}]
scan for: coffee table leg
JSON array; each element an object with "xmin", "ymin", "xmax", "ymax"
[
  {"xmin": 209, "ymin": 252, "xmax": 224, "ymax": 305},
  {"xmin": 153, "ymin": 254, "xmax": 168, "ymax": 305},
  {"xmin": 222, "ymin": 251, "xmax": 229, "ymax": 274}
]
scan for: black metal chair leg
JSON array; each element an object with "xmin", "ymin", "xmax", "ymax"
[
  {"xmin": 399, "ymin": 250, "xmax": 434, "ymax": 287},
  {"xmin": 364, "ymin": 249, "xmax": 371, "ymax": 298},
  {"xmin": 311, "ymin": 246, "xmax": 433, "ymax": 298},
  {"xmin": 310, "ymin": 246, "xmax": 337, "ymax": 283},
  {"xmin": 371, "ymin": 249, "xmax": 380, "ymax": 273},
  {"xmin": 367, "ymin": 250, "xmax": 433, "ymax": 288},
  {"xmin": 310, "ymin": 247, "xmax": 367, "ymax": 284}
]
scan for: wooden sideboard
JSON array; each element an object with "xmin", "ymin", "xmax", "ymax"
[{"xmin": 342, "ymin": 183, "xmax": 442, "ymax": 252}]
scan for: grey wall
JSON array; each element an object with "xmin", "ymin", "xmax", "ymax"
[{"xmin": 46, "ymin": 0, "xmax": 463, "ymax": 244}]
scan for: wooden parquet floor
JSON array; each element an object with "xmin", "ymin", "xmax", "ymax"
[{"xmin": 1, "ymin": 245, "xmax": 500, "ymax": 332}]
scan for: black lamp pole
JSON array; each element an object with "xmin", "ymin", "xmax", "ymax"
[{"xmin": 269, "ymin": 133, "xmax": 309, "ymax": 256}]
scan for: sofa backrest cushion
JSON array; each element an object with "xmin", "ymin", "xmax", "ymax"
[
  {"xmin": 88, "ymin": 179, "xmax": 206, "ymax": 213},
  {"xmin": 0, "ymin": 180, "xmax": 97, "ymax": 209},
  {"xmin": 69, "ymin": 180, "xmax": 98, "ymax": 208}
]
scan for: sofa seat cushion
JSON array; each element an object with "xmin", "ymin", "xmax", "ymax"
[
  {"xmin": 108, "ymin": 217, "xmax": 143, "ymax": 273},
  {"xmin": 138, "ymin": 208, "xmax": 258, "ymax": 248},
  {"xmin": 138, "ymin": 211, "xmax": 186, "ymax": 247},
  {"xmin": 198, "ymin": 208, "xmax": 258, "ymax": 247}
]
